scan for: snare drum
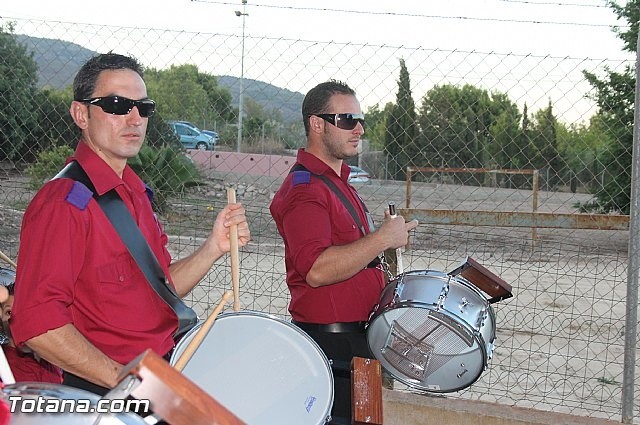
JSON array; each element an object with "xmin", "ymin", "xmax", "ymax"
[
  {"xmin": 367, "ymin": 270, "xmax": 496, "ymax": 392},
  {"xmin": 1, "ymin": 382, "xmax": 146, "ymax": 424},
  {"xmin": 170, "ymin": 311, "xmax": 333, "ymax": 425}
]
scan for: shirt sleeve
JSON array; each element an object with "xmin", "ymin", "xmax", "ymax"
[
  {"xmin": 10, "ymin": 180, "xmax": 88, "ymax": 346},
  {"xmin": 278, "ymin": 183, "xmax": 335, "ymax": 279}
]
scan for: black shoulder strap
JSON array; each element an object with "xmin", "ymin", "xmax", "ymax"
[
  {"xmin": 290, "ymin": 163, "xmax": 369, "ymax": 235},
  {"xmin": 56, "ymin": 161, "xmax": 197, "ymax": 341}
]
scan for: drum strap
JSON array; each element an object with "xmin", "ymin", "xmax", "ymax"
[
  {"xmin": 290, "ymin": 163, "xmax": 381, "ymax": 269},
  {"xmin": 290, "ymin": 163, "xmax": 371, "ymax": 235},
  {"xmin": 54, "ymin": 161, "xmax": 198, "ymax": 342}
]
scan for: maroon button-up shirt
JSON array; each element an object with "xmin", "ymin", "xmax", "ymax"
[
  {"xmin": 11, "ymin": 142, "xmax": 176, "ymax": 364},
  {"xmin": 270, "ymin": 149, "xmax": 385, "ymax": 323}
]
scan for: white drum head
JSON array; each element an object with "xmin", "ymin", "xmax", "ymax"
[{"xmin": 171, "ymin": 311, "xmax": 333, "ymax": 425}]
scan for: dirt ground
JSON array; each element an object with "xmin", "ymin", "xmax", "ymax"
[{"xmin": 0, "ymin": 171, "xmax": 621, "ymax": 262}]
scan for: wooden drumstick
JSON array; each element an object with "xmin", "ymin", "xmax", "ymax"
[
  {"xmin": 173, "ymin": 290, "xmax": 233, "ymax": 372},
  {"xmin": 388, "ymin": 202, "xmax": 404, "ymax": 275},
  {"xmin": 227, "ymin": 188, "xmax": 241, "ymax": 312},
  {"xmin": 0, "ymin": 249, "xmax": 17, "ymax": 269}
]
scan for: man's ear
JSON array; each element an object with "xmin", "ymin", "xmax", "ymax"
[
  {"xmin": 70, "ymin": 101, "xmax": 89, "ymax": 130},
  {"xmin": 309, "ymin": 115, "xmax": 323, "ymax": 134}
]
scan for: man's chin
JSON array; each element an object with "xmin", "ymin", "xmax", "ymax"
[
  {"xmin": 124, "ymin": 143, "xmax": 144, "ymax": 158},
  {"xmin": 341, "ymin": 150, "xmax": 358, "ymax": 160}
]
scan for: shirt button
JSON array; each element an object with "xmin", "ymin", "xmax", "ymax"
[{"xmin": 119, "ymin": 275, "xmax": 125, "ymax": 282}]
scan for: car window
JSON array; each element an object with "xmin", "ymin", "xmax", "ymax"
[{"xmin": 176, "ymin": 125, "xmax": 197, "ymax": 136}]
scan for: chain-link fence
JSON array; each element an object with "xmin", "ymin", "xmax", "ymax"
[{"xmin": 0, "ymin": 16, "xmax": 638, "ymax": 422}]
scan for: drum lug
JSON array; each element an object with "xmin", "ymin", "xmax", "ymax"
[
  {"xmin": 458, "ymin": 297, "xmax": 472, "ymax": 314},
  {"xmin": 456, "ymin": 363, "xmax": 468, "ymax": 379},
  {"xmin": 437, "ymin": 281, "xmax": 450, "ymax": 309},
  {"xmin": 486, "ymin": 341, "xmax": 495, "ymax": 360},
  {"xmin": 393, "ymin": 282, "xmax": 405, "ymax": 303},
  {"xmin": 367, "ymin": 306, "xmax": 378, "ymax": 322},
  {"xmin": 475, "ymin": 307, "xmax": 488, "ymax": 330}
]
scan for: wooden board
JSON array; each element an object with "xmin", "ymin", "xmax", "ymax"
[
  {"xmin": 449, "ymin": 256, "xmax": 513, "ymax": 303},
  {"xmin": 351, "ymin": 356, "xmax": 383, "ymax": 425}
]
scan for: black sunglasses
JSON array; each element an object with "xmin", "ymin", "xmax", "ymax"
[
  {"xmin": 81, "ymin": 96, "xmax": 156, "ymax": 118},
  {"xmin": 314, "ymin": 113, "xmax": 365, "ymax": 130}
]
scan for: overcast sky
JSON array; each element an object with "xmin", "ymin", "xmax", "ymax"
[
  {"xmin": 0, "ymin": 1, "xmax": 632, "ymax": 124},
  {"xmin": 0, "ymin": 0, "xmax": 630, "ymax": 59}
]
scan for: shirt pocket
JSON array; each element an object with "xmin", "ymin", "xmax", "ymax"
[
  {"xmin": 331, "ymin": 209, "xmax": 362, "ymax": 241},
  {"xmin": 95, "ymin": 258, "xmax": 159, "ymax": 331},
  {"xmin": 97, "ymin": 258, "xmax": 131, "ymax": 286}
]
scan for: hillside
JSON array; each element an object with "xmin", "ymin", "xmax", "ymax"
[
  {"xmin": 16, "ymin": 34, "xmax": 95, "ymax": 90},
  {"xmin": 15, "ymin": 35, "xmax": 303, "ymax": 123},
  {"xmin": 216, "ymin": 75, "xmax": 303, "ymax": 124}
]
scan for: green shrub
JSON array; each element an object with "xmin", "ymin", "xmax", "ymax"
[
  {"xmin": 129, "ymin": 144, "xmax": 202, "ymax": 213},
  {"xmin": 27, "ymin": 144, "xmax": 201, "ymax": 214},
  {"xmin": 26, "ymin": 144, "xmax": 74, "ymax": 189}
]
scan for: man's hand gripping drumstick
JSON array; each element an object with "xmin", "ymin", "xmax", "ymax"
[
  {"xmin": 388, "ymin": 202, "xmax": 405, "ymax": 274},
  {"xmin": 227, "ymin": 188, "xmax": 241, "ymax": 312}
]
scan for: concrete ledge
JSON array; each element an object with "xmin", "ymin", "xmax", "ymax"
[{"xmin": 382, "ymin": 389, "xmax": 621, "ymax": 425}]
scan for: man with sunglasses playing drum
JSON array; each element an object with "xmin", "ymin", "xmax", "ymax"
[
  {"xmin": 11, "ymin": 53, "xmax": 250, "ymax": 396},
  {"xmin": 270, "ymin": 80, "xmax": 418, "ymax": 423}
]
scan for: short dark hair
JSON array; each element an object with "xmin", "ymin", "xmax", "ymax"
[
  {"xmin": 73, "ymin": 52, "xmax": 145, "ymax": 101},
  {"xmin": 302, "ymin": 80, "xmax": 356, "ymax": 136}
]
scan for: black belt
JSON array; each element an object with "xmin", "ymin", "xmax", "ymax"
[{"xmin": 292, "ymin": 320, "xmax": 366, "ymax": 334}]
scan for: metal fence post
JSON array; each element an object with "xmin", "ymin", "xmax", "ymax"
[{"xmin": 621, "ymin": 30, "xmax": 640, "ymax": 424}]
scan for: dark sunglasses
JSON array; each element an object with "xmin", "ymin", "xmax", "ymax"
[
  {"xmin": 81, "ymin": 96, "xmax": 156, "ymax": 118},
  {"xmin": 314, "ymin": 113, "xmax": 365, "ymax": 130}
]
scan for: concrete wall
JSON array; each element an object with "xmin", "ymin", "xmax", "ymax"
[
  {"xmin": 382, "ymin": 390, "xmax": 622, "ymax": 425},
  {"xmin": 188, "ymin": 150, "xmax": 295, "ymax": 178}
]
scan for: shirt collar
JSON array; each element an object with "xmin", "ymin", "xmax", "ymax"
[
  {"xmin": 70, "ymin": 141, "xmax": 146, "ymax": 196},
  {"xmin": 296, "ymin": 148, "xmax": 351, "ymax": 183}
]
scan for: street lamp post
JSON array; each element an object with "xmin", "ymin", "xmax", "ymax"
[{"xmin": 235, "ymin": 0, "xmax": 248, "ymax": 153}]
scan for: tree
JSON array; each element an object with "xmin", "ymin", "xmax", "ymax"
[
  {"xmin": 384, "ymin": 59, "xmax": 418, "ymax": 180},
  {"xmin": 581, "ymin": 66, "xmax": 634, "ymax": 212},
  {"xmin": 196, "ymin": 72, "xmax": 235, "ymax": 125},
  {"xmin": 417, "ymin": 83, "xmax": 521, "ymax": 185},
  {"xmin": 29, "ymin": 87, "xmax": 77, "ymax": 155},
  {"xmin": 144, "ymin": 64, "xmax": 234, "ymax": 131},
  {"xmin": 577, "ymin": 0, "xmax": 637, "ymax": 213},
  {"xmin": 556, "ymin": 117, "xmax": 611, "ymax": 193},
  {"xmin": 528, "ymin": 100, "xmax": 563, "ymax": 189},
  {"xmin": 0, "ymin": 23, "xmax": 40, "ymax": 162},
  {"xmin": 364, "ymin": 102, "xmax": 393, "ymax": 151},
  {"xmin": 489, "ymin": 102, "xmax": 522, "ymax": 186}
]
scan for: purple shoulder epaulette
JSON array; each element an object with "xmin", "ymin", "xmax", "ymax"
[
  {"xmin": 292, "ymin": 170, "xmax": 311, "ymax": 186},
  {"xmin": 65, "ymin": 181, "xmax": 93, "ymax": 210}
]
